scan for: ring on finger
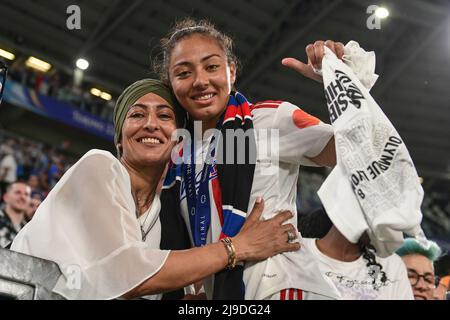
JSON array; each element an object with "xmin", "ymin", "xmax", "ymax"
[{"xmin": 287, "ymin": 230, "xmax": 296, "ymax": 242}]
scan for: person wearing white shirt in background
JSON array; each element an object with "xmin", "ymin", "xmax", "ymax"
[
  {"xmin": 433, "ymin": 276, "xmax": 449, "ymax": 300},
  {"xmin": 297, "ymin": 207, "xmax": 414, "ymax": 300},
  {"xmin": 0, "ymin": 141, "xmax": 18, "ymax": 197}
]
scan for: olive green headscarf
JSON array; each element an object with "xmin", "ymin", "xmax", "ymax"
[{"xmin": 113, "ymin": 79, "xmax": 184, "ymax": 154}]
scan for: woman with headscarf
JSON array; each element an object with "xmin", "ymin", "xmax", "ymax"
[{"xmin": 11, "ymin": 79, "xmax": 299, "ymax": 300}]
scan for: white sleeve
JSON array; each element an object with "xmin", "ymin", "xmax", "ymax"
[
  {"xmin": 256, "ymin": 102, "xmax": 334, "ymax": 166},
  {"xmin": 0, "ymin": 156, "xmax": 13, "ymax": 170},
  {"xmin": 11, "ymin": 149, "xmax": 170, "ymax": 300}
]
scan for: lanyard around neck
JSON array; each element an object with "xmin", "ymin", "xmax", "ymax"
[{"xmin": 183, "ymin": 116, "xmax": 223, "ymax": 247}]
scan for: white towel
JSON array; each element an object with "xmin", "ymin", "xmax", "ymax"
[{"xmin": 317, "ymin": 42, "xmax": 425, "ymax": 257}]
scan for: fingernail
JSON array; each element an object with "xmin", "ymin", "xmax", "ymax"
[{"xmin": 256, "ymin": 196, "xmax": 263, "ymax": 204}]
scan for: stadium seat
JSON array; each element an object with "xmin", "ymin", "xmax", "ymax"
[{"xmin": 0, "ymin": 248, "xmax": 65, "ymax": 300}]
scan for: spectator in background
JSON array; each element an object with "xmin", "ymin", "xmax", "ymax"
[
  {"xmin": 433, "ymin": 280, "xmax": 448, "ymax": 300},
  {"xmin": 0, "ymin": 130, "xmax": 78, "ymax": 200},
  {"xmin": 297, "ymin": 207, "xmax": 413, "ymax": 299},
  {"xmin": 57, "ymin": 84, "xmax": 72, "ymax": 104},
  {"xmin": 34, "ymin": 72, "xmax": 44, "ymax": 93},
  {"xmin": 81, "ymin": 90, "xmax": 93, "ymax": 113},
  {"xmin": 47, "ymin": 72, "xmax": 61, "ymax": 97},
  {"xmin": 24, "ymin": 66, "xmax": 35, "ymax": 88},
  {"xmin": 0, "ymin": 181, "xmax": 31, "ymax": 248},
  {"xmin": 8, "ymin": 61, "xmax": 26, "ymax": 84},
  {"xmin": 47, "ymin": 155, "xmax": 65, "ymax": 189},
  {"xmin": 24, "ymin": 195, "xmax": 41, "ymax": 223},
  {"xmin": 70, "ymin": 85, "xmax": 83, "ymax": 108},
  {"xmin": 396, "ymin": 238, "xmax": 442, "ymax": 300},
  {"xmin": 18, "ymin": 142, "xmax": 35, "ymax": 180},
  {"xmin": 101, "ymin": 99, "xmax": 115, "ymax": 122},
  {"xmin": 36, "ymin": 145, "xmax": 50, "ymax": 173},
  {"xmin": 434, "ymin": 253, "xmax": 450, "ymax": 297},
  {"xmin": 7, "ymin": 58, "xmax": 114, "ymax": 120},
  {"xmin": 35, "ymin": 73, "xmax": 49, "ymax": 96},
  {"xmin": 37, "ymin": 170, "xmax": 50, "ymax": 196},
  {"xmin": 27, "ymin": 174, "xmax": 44, "ymax": 200},
  {"xmin": 443, "ymin": 275, "xmax": 450, "ymax": 300},
  {"xmin": 0, "ymin": 140, "xmax": 17, "ymax": 197},
  {"xmin": 432, "ymin": 275, "xmax": 449, "ymax": 300},
  {"xmin": 14, "ymin": 141, "xmax": 26, "ymax": 180}
]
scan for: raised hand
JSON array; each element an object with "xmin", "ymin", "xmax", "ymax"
[{"xmin": 282, "ymin": 40, "xmax": 345, "ymax": 83}]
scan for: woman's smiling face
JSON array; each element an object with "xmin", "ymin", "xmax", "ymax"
[
  {"xmin": 120, "ymin": 92, "xmax": 177, "ymax": 167},
  {"xmin": 168, "ymin": 34, "xmax": 236, "ymax": 130}
]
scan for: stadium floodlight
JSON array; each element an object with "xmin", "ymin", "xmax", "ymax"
[
  {"xmin": 25, "ymin": 56, "xmax": 52, "ymax": 72},
  {"xmin": 100, "ymin": 92, "xmax": 112, "ymax": 101},
  {"xmin": 91, "ymin": 87, "xmax": 112, "ymax": 101},
  {"xmin": 90, "ymin": 88, "xmax": 101, "ymax": 97},
  {"xmin": 0, "ymin": 48, "xmax": 15, "ymax": 61},
  {"xmin": 76, "ymin": 58, "xmax": 89, "ymax": 70},
  {"xmin": 375, "ymin": 7, "xmax": 389, "ymax": 19}
]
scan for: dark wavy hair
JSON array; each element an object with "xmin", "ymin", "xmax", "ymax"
[{"xmin": 152, "ymin": 17, "xmax": 240, "ymax": 86}]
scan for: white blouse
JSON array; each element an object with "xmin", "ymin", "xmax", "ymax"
[{"xmin": 11, "ymin": 149, "xmax": 170, "ymax": 300}]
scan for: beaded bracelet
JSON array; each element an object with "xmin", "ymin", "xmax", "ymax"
[{"xmin": 221, "ymin": 237, "xmax": 237, "ymax": 269}]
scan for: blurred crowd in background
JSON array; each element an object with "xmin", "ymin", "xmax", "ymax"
[
  {"xmin": 7, "ymin": 56, "xmax": 115, "ymax": 122},
  {"xmin": 0, "ymin": 129, "xmax": 76, "ymax": 218}
]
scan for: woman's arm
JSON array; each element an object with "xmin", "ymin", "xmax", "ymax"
[
  {"xmin": 123, "ymin": 241, "xmax": 229, "ymax": 298},
  {"xmin": 282, "ymin": 40, "xmax": 345, "ymax": 168},
  {"xmin": 123, "ymin": 199, "xmax": 299, "ymax": 299}
]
